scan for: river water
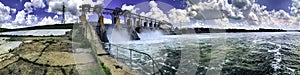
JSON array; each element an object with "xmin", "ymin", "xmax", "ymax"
[
  {"xmin": 110, "ymin": 32, "xmax": 300, "ymax": 75},
  {"xmin": 0, "ymin": 29, "xmax": 71, "ymax": 36},
  {"xmin": 0, "ymin": 37, "xmax": 22, "ymax": 55}
]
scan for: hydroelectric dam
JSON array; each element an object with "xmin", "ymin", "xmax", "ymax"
[
  {"xmin": 79, "ymin": 4, "xmax": 174, "ymax": 75},
  {"xmin": 79, "ymin": 4, "xmax": 174, "ymax": 43}
]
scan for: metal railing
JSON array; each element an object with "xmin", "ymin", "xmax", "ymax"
[
  {"xmin": 107, "ymin": 43, "xmax": 163, "ymax": 75},
  {"xmin": 84, "ymin": 21, "xmax": 162, "ymax": 74}
]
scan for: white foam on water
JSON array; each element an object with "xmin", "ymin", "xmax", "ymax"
[
  {"xmin": 255, "ymin": 40, "xmax": 283, "ymax": 74},
  {"xmin": 112, "ymin": 30, "xmax": 169, "ymax": 44},
  {"xmin": 138, "ymin": 30, "xmax": 164, "ymax": 40},
  {"xmin": 0, "ymin": 37, "xmax": 9, "ymax": 44},
  {"xmin": 109, "ymin": 28, "xmax": 131, "ymax": 44},
  {"xmin": 286, "ymin": 67, "xmax": 295, "ymax": 72}
]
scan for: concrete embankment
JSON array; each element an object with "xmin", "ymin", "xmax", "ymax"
[{"xmin": 83, "ymin": 23, "xmax": 138, "ymax": 75}]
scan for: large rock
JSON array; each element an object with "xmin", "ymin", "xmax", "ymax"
[
  {"xmin": 0, "ymin": 37, "xmax": 101, "ymax": 75},
  {"xmin": 13, "ymin": 42, "xmax": 47, "ymax": 55},
  {"xmin": 35, "ymin": 52, "xmax": 76, "ymax": 66},
  {"xmin": 19, "ymin": 52, "xmax": 40, "ymax": 62},
  {"xmin": 0, "ymin": 53, "xmax": 19, "ymax": 69},
  {"xmin": 44, "ymin": 41, "xmax": 72, "ymax": 52}
]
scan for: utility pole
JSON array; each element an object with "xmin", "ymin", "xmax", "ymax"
[{"xmin": 62, "ymin": 2, "xmax": 65, "ymax": 24}]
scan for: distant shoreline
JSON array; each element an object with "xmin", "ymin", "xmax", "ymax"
[
  {"xmin": 0, "ymin": 23, "xmax": 74, "ymax": 32},
  {"xmin": 193, "ymin": 28, "xmax": 300, "ymax": 33},
  {"xmin": 168, "ymin": 27, "xmax": 300, "ymax": 35}
]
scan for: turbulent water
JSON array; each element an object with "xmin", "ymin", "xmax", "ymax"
[{"xmin": 110, "ymin": 32, "xmax": 300, "ymax": 75}]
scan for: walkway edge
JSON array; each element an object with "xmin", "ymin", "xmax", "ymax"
[{"xmin": 85, "ymin": 23, "xmax": 139, "ymax": 75}]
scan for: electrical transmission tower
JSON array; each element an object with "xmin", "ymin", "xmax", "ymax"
[{"xmin": 62, "ymin": 2, "xmax": 65, "ymax": 24}]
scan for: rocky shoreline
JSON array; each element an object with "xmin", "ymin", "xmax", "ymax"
[{"xmin": 0, "ymin": 34, "xmax": 102, "ymax": 75}]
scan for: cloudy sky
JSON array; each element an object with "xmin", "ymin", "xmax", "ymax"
[{"xmin": 0, "ymin": 0, "xmax": 299, "ymax": 29}]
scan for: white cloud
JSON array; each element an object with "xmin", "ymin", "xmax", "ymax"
[
  {"xmin": 47, "ymin": 0, "xmax": 82, "ymax": 15},
  {"xmin": 0, "ymin": 2, "xmax": 13, "ymax": 23},
  {"xmin": 30, "ymin": 0, "xmax": 45, "ymax": 8},
  {"xmin": 47, "ymin": 0, "xmax": 71, "ymax": 14},
  {"xmin": 140, "ymin": 1, "xmax": 169, "ymax": 22},
  {"xmin": 46, "ymin": 0, "xmax": 111, "ymax": 23},
  {"xmin": 186, "ymin": 1, "xmax": 226, "ymax": 20},
  {"xmin": 104, "ymin": 18, "xmax": 112, "ymax": 24},
  {"xmin": 1, "ymin": 14, "xmax": 59, "ymax": 28},
  {"xmin": 2, "ymin": 0, "xmax": 45, "ymax": 27},
  {"xmin": 3, "ymin": 0, "xmax": 99, "ymax": 28},
  {"xmin": 13, "ymin": 10, "xmax": 26, "ymax": 25},
  {"xmin": 291, "ymin": 0, "xmax": 300, "ymax": 16},
  {"xmin": 24, "ymin": 2, "xmax": 33, "ymax": 13},
  {"xmin": 26, "ymin": 15, "xmax": 38, "ymax": 25},
  {"xmin": 149, "ymin": 0, "xmax": 158, "ymax": 7},
  {"xmin": 184, "ymin": 0, "xmax": 300, "ymax": 30},
  {"xmin": 232, "ymin": 0, "xmax": 255, "ymax": 9},
  {"xmin": 2, "ymin": 0, "xmax": 106, "ymax": 27},
  {"xmin": 247, "ymin": 11, "xmax": 258, "ymax": 23},
  {"xmin": 133, "ymin": 1, "xmax": 194, "ymax": 27},
  {"xmin": 82, "ymin": 0, "xmax": 104, "ymax": 6},
  {"xmin": 9, "ymin": 0, "xmax": 48, "ymax": 26},
  {"xmin": 168, "ymin": 8, "xmax": 190, "ymax": 26},
  {"xmin": 1, "ymin": 23, "xmax": 26, "ymax": 29},
  {"xmin": 13, "ymin": 11, "xmax": 47, "ymax": 26},
  {"xmin": 64, "ymin": 12, "xmax": 79, "ymax": 23},
  {"xmin": 11, "ymin": 8, "xmax": 16, "ymax": 14},
  {"xmin": 47, "ymin": 0, "xmax": 85, "ymax": 23},
  {"xmin": 121, "ymin": 4, "xmax": 139, "ymax": 14},
  {"xmin": 47, "ymin": 0, "xmax": 103, "ymax": 15},
  {"xmin": 121, "ymin": 4, "xmax": 135, "ymax": 10},
  {"xmin": 24, "ymin": 0, "xmax": 46, "ymax": 13},
  {"xmin": 37, "ymin": 15, "xmax": 61, "ymax": 25}
]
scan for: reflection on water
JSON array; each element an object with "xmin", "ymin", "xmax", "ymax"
[{"xmin": 110, "ymin": 32, "xmax": 300, "ymax": 75}]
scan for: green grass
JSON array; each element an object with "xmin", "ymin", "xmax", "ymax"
[
  {"xmin": 90, "ymin": 65, "xmax": 101, "ymax": 75},
  {"xmin": 100, "ymin": 61, "xmax": 111, "ymax": 75}
]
